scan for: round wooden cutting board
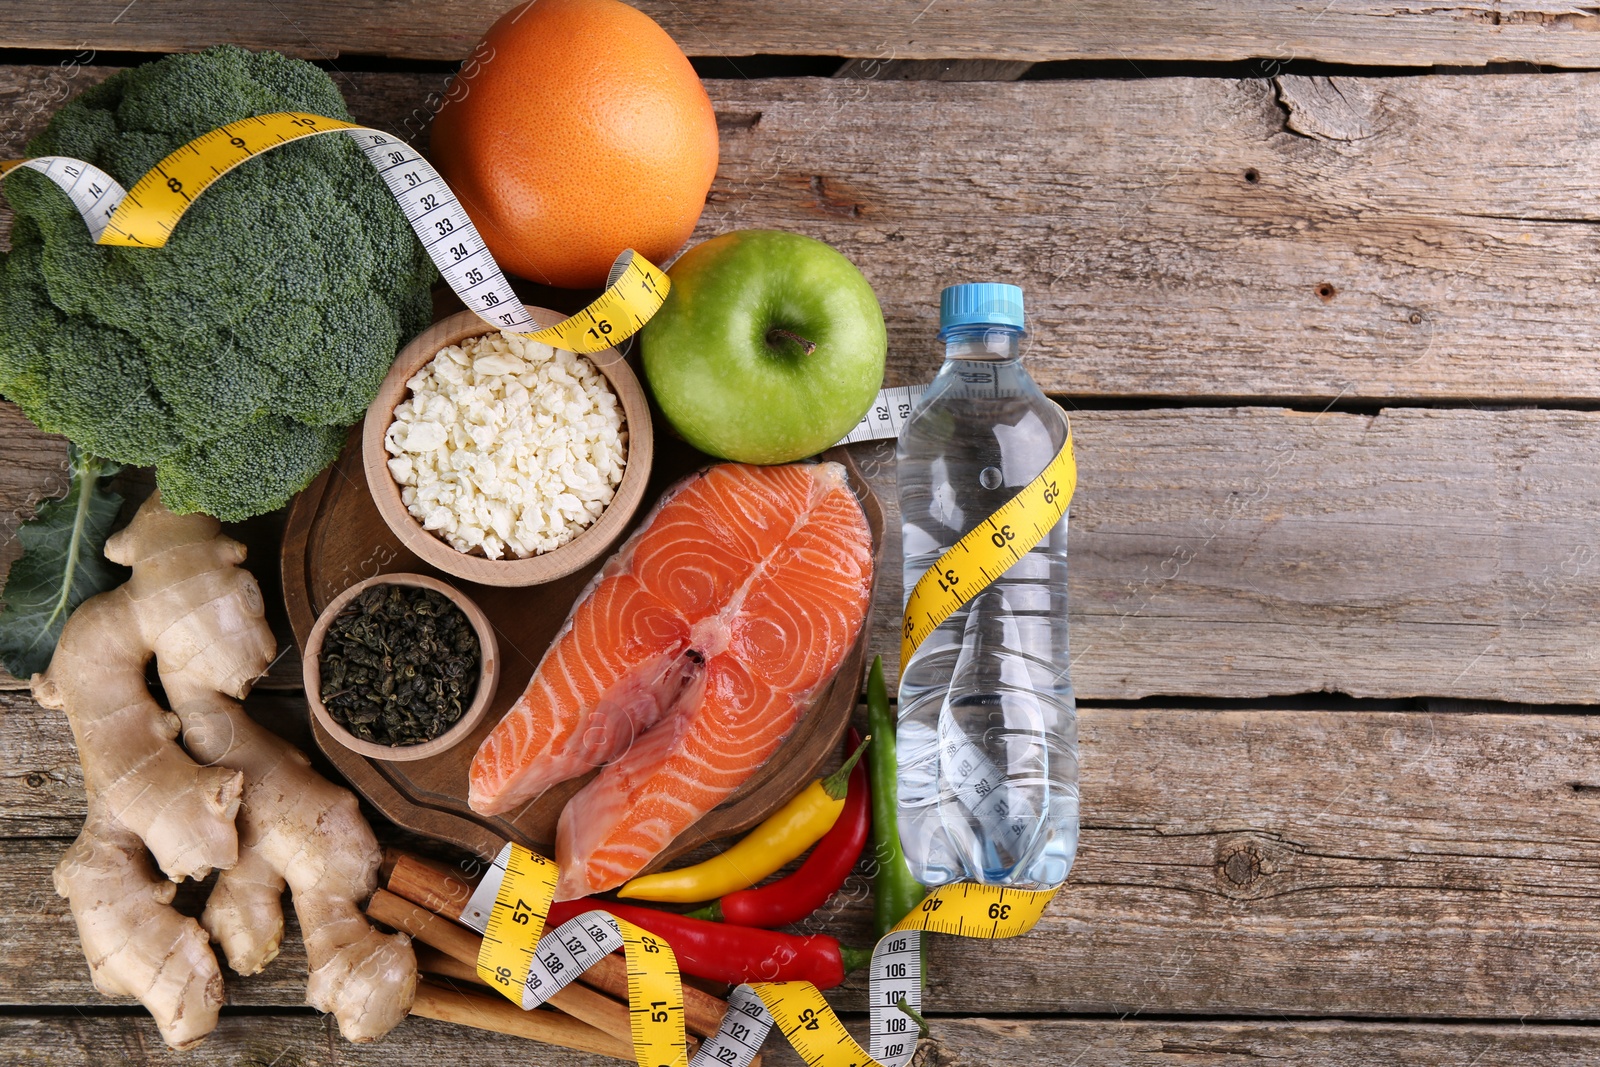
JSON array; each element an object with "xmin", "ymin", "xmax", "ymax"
[{"xmin": 282, "ymin": 425, "xmax": 883, "ymax": 866}]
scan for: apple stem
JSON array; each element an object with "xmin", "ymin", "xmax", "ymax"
[{"xmin": 767, "ymin": 327, "xmax": 817, "ymax": 357}]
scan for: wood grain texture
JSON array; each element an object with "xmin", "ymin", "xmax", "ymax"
[
  {"xmin": 833, "ymin": 58, "xmax": 1035, "ymax": 80},
  {"xmin": 0, "ymin": 691, "xmax": 85, "ymax": 838},
  {"xmin": 838, "ymin": 706, "xmax": 1600, "ymax": 1020},
  {"xmin": 8, "ymin": 689, "xmax": 1600, "ymax": 1020},
  {"xmin": 9, "ymin": 66, "xmax": 1600, "ymax": 400},
  {"xmin": 5, "ymin": 1013, "xmax": 1600, "ymax": 1067},
  {"xmin": 698, "ymin": 72, "xmax": 1600, "ymax": 401},
  {"xmin": 4, "ymin": 1, "xmax": 1600, "ymax": 66},
  {"xmin": 0, "ymin": 404, "xmax": 71, "ymax": 591},
  {"xmin": 0, "ymin": 834, "xmax": 318, "ymax": 1008},
  {"xmin": 11, "ymin": 404, "xmax": 1600, "ymax": 704},
  {"xmin": 859, "ymin": 405, "xmax": 1600, "ymax": 701}
]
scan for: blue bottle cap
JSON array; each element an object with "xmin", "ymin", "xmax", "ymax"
[{"xmin": 938, "ymin": 283, "xmax": 1026, "ymax": 339}]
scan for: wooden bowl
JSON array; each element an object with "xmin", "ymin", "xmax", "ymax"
[
  {"xmin": 361, "ymin": 306, "xmax": 653, "ymax": 587},
  {"xmin": 303, "ymin": 572, "xmax": 501, "ymax": 763},
  {"xmin": 283, "ymin": 443, "xmax": 884, "ymax": 864}
]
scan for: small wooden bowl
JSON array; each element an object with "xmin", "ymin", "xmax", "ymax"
[
  {"xmin": 303, "ymin": 573, "xmax": 501, "ymax": 763},
  {"xmin": 362, "ymin": 306, "xmax": 653, "ymax": 587}
]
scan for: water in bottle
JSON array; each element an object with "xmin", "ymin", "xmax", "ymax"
[{"xmin": 895, "ymin": 283, "xmax": 1078, "ymax": 888}]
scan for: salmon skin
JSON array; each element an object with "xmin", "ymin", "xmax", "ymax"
[{"xmin": 467, "ymin": 461, "xmax": 874, "ymax": 899}]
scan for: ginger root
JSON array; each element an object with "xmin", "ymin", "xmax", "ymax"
[{"xmin": 34, "ymin": 492, "xmax": 415, "ymax": 1048}]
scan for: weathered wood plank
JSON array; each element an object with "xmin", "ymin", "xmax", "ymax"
[
  {"xmin": 0, "ymin": 691, "xmax": 83, "ymax": 838},
  {"xmin": 0, "ymin": 691, "xmax": 342, "ymax": 837},
  {"xmin": 978, "ymin": 706, "xmax": 1600, "ymax": 1019},
  {"xmin": 0, "ymin": 404, "xmax": 71, "ymax": 691},
  {"xmin": 10, "ymin": 405, "xmax": 1600, "ymax": 703},
  {"xmin": 860, "ymin": 405, "xmax": 1600, "ymax": 701},
  {"xmin": 0, "ymin": 834, "xmax": 319, "ymax": 1008},
  {"xmin": 833, "ymin": 58, "xmax": 1034, "ymax": 81},
  {"xmin": 701, "ymin": 72, "xmax": 1600, "ymax": 401},
  {"xmin": 8, "ymin": 691, "xmax": 1600, "ymax": 1019},
  {"xmin": 9, "ymin": 67, "xmax": 1600, "ymax": 400},
  {"xmin": 775, "ymin": 705, "xmax": 1600, "ymax": 1021},
  {"xmin": 0, "ymin": 400, "xmax": 70, "ymax": 582},
  {"xmin": 4, "ymin": 1, "xmax": 1600, "ymax": 67},
  {"xmin": 7, "ymin": 1013, "xmax": 1600, "ymax": 1067}
]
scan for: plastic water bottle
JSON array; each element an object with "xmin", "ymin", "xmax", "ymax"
[{"xmin": 895, "ymin": 283, "xmax": 1078, "ymax": 888}]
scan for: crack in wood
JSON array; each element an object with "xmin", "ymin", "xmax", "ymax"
[
  {"xmin": 807, "ymin": 174, "xmax": 866, "ymax": 217},
  {"xmin": 715, "ymin": 110, "xmax": 763, "ymax": 130},
  {"xmin": 1274, "ymin": 75, "xmax": 1381, "ymax": 141}
]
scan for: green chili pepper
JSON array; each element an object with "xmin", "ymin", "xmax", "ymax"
[{"xmin": 867, "ymin": 654, "xmax": 926, "ymax": 939}]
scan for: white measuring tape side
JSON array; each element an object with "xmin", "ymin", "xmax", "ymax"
[
  {"xmin": 4, "ymin": 126, "xmax": 539, "ymax": 336},
  {"xmin": 0, "ymin": 157, "xmax": 127, "ymax": 242},
  {"xmin": 463, "ymin": 843, "xmax": 1054, "ymax": 1067},
  {"xmin": 341, "ymin": 128, "xmax": 537, "ymax": 334},
  {"xmin": 838, "ymin": 384, "xmax": 926, "ymax": 445},
  {"xmin": 463, "ymin": 844, "xmax": 776, "ymax": 1067},
  {"xmin": 866, "ymin": 929, "xmax": 925, "ymax": 1064}
]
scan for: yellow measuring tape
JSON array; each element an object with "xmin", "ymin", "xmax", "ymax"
[
  {"xmin": 900, "ymin": 429, "xmax": 1077, "ymax": 673},
  {"xmin": 469, "ymin": 842, "xmax": 1055, "ymax": 1067},
  {"xmin": 475, "ymin": 843, "xmax": 558, "ymax": 994},
  {"xmin": 0, "ymin": 111, "xmax": 668, "ymax": 354},
  {"xmin": 3, "ymin": 105, "xmax": 1079, "ymax": 1067},
  {"xmin": 459, "ymin": 411, "xmax": 1074, "ymax": 1067},
  {"xmin": 472, "ymin": 843, "xmax": 688, "ymax": 1066},
  {"xmin": 756, "ymin": 882, "xmax": 1056, "ymax": 1067}
]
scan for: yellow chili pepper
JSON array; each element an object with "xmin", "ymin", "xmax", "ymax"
[{"xmin": 617, "ymin": 736, "xmax": 871, "ymax": 904}]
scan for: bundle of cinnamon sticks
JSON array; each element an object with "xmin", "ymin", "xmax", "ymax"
[{"xmin": 369, "ymin": 848, "xmax": 760, "ymax": 1065}]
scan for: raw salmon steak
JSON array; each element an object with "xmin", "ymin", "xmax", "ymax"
[{"xmin": 467, "ymin": 461, "xmax": 873, "ymax": 898}]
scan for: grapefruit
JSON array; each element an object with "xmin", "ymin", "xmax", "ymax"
[{"xmin": 430, "ymin": 0, "xmax": 719, "ymax": 288}]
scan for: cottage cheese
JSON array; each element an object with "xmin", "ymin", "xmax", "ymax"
[{"xmin": 385, "ymin": 331, "xmax": 627, "ymax": 560}]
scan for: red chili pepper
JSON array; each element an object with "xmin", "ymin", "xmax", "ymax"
[
  {"xmin": 545, "ymin": 897, "xmax": 871, "ymax": 990},
  {"xmin": 686, "ymin": 728, "xmax": 871, "ymax": 929}
]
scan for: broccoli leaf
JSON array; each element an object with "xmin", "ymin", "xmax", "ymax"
[{"xmin": 0, "ymin": 448, "xmax": 126, "ymax": 678}]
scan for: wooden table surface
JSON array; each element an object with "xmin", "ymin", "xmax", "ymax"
[{"xmin": 7, "ymin": 5, "xmax": 1600, "ymax": 1065}]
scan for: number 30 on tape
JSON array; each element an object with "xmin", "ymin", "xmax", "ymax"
[
  {"xmin": 0, "ymin": 111, "xmax": 668, "ymax": 354},
  {"xmin": 900, "ymin": 430, "xmax": 1076, "ymax": 673}
]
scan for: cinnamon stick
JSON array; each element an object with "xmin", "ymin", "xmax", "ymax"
[
  {"xmin": 411, "ymin": 979, "xmax": 634, "ymax": 1061},
  {"xmin": 416, "ymin": 944, "xmax": 481, "ymax": 985},
  {"xmin": 387, "ymin": 848, "xmax": 476, "ymax": 916},
  {"xmin": 384, "ymin": 848, "xmax": 742, "ymax": 1045},
  {"xmin": 369, "ymin": 888, "xmax": 634, "ymax": 1044}
]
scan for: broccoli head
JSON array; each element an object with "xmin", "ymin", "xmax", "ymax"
[{"xmin": 0, "ymin": 45, "xmax": 438, "ymax": 520}]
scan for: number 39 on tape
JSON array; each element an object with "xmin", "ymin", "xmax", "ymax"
[
  {"xmin": 749, "ymin": 882, "xmax": 1058, "ymax": 1067},
  {"xmin": 0, "ymin": 111, "xmax": 669, "ymax": 354}
]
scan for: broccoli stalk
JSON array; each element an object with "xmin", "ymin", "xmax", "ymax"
[{"xmin": 0, "ymin": 45, "xmax": 437, "ymax": 520}]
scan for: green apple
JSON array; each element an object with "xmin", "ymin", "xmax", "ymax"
[{"xmin": 640, "ymin": 230, "xmax": 887, "ymax": 464}]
